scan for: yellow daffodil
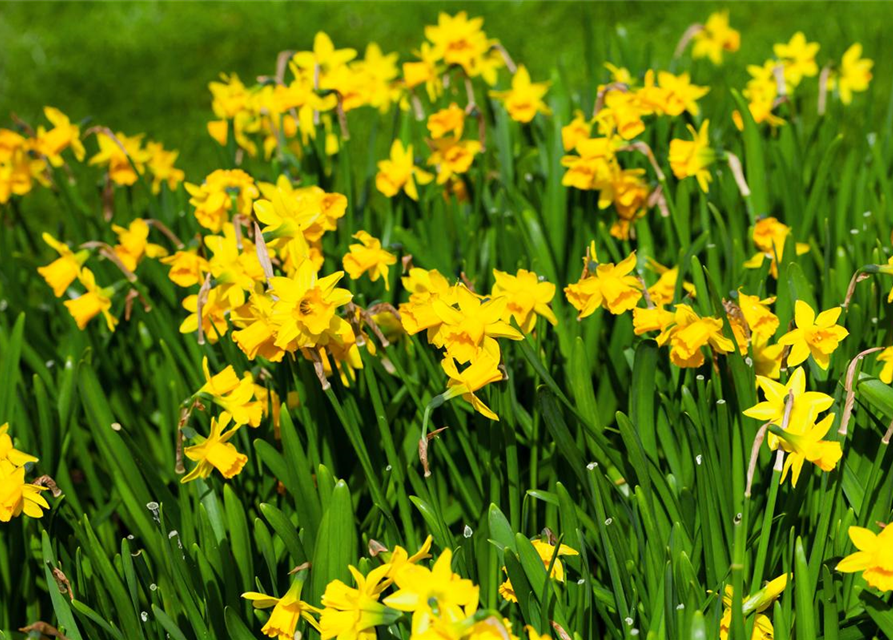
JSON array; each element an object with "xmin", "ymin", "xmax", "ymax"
[
  {"xmin": 656, "ymin": 304, "xmax": 734, "ymax": 368},
  {"xmin": 342, "ymin": 231, "xmax": 397, "ymax": 290},
  {"xmin": 772, "ymin": 413, "xmax": 842, "ymax": 487},
  {"xmin": 645, "ymin": 259, "xmax": 695, "ymax": 306},
  {"xmin": 743, "ymin": 217, "xmax": 809, "ymax": 278},
  {"xmin": 399, "ymin": 268, "xmax": 457, "ymax": 337},
  {"xmin": 656, "ymin": 71, "xmax": 710, "ymax": 117},
  {"xmin": 269, "ymin": 260, "xmax": 353, "ymax": 350},
  {"xmin": 432, "ymin": 285, "xmax": 523, "ymax": 364},
  {"xmin": 736, "ymin": 290, "xmax": 779, "ymax": 338},
  {"xmin": 32, "ymin": 107, "xmax": 85, "ymax": 167},
  {"xmin": 833, "ymin": 43, "xmax": 873, "ymax": 105},
  {"xmin": 561, "ymin": 110, "xmax": 593, "ymax": 152},
  {"xmin": 199, "ymin": 357, "xmax": 263, "ymax": 427},
  {"xmin": 596, "ymin": 90, "xmax": 646, "ymax": 140},
  {"xmin": 774, "ymin": 32, "xmax": 819, "ymax": 89},
  {"xmin": 244, "ymin": 571, "xmax": 321, "ymax": 640},
  {"xmin": 320, "ymin": 564, "xmax": 399, "ymax": 640},
  {"xmin": 605, "ymin": 166, "xmax": 651, "ymax": 240},
  {"xmin": 376, "ymin": 140, "xmax": 434, "ymax": 201},
  {"xmin": 441, "ymin": 350, "xmax": 504, "ymax": 421},
  {"xmin": 837, "ymin": 525, "xmax": 893, "ymax": 591},
  {"xmin": 778, "ymin": 300, "xmax": 848, "ymax": 370},
  {"xmin": 88, "ymin": 130, "xmax": 151, "ymax": 186},
  {"xmin": 564, "ymin": 250, "xmax": 642, "ymax": 318},
  {"xmin": 145, "ymin": 141, "xmax": 185, "ymax": 193},
  {"xmin": 560, "ymin": 136, "xmax": 616, "ymax": 191},
  {"xmin": 499, "ymin": 539, "xmax": 578, "ymax": 603},
  {"xmin": 112, "ymin": 218, "xmax": 168, "ymax": 272},
  {"xmin": 232, "ymin": 293, "xmax": 287, "ymax": 363},
  {"xmin": 180, "ymin": 287, "xmax": 230, "ymax": 343},
  {"xmin": 424, "ymin": 12, "xmax": 500, "ymax": 81},
  {"xmin": 383, "ymin": 548, "xmax": 479, "ymax": 635},
  {"xmin": 428, "ymin": 103, "xmax": 466, "ymax": 140},
  {"xmin": 64, "ymin": 268, "xmax": 118, "ymax": 332},
  {"xmin": 490, "ymin": 65, "xmax": 551, "ymax": 123},
  {"xmin": 404, "ymin": 42, "xmax": 443, "ymax": 102},
  {"xmin": 0, "ymin": 423, "xmax": 38, "ymax": 467},
  {"xmin": 181, "ymin": 412, "xmax": 248, "ymax": 483},
  {"xmin": 743, "ymin": 367, "xmax": 833, "ymax": 450},
  {"xmin": 185, "ymin": 169, "xmax": 259, "ymax": 233},
  {"xmin": 491, "ymin": 268, "xmax": 558, "ymax": 333},
  {"xmin": 752, "ymin": 334, "xmax": 785, "ymax": 380},
  {"xmin": 669, "ymin": 120, "xmax": 715, "ymax": 193},
  {"xmin": 161, "ymin": 249, "xmax": 210, "ymax": 288},
  {"xmin": 692, "ymin": 11, "xmax": 740, "ymax": 65},
  {"xmin": 632, "ymin": 305, "xmax": 676, "ymax": 336},
  {"xmin": 37, "ymin": 233, "xmax": 90, "ymax": 297},
  {"xmin": 0, "ymin": 461, "xmax": 50, "ymax": 522},
  {"xmin": 720, "ymin": 575, "xmax": 787, "ymax": 640},
  {"xmin": 427, "ymin": 136, "xmax": 482, "ymax": 184}
]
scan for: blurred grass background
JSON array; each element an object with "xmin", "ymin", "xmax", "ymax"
[{"xmin": 1, "ymin": 1, "xmax": 891, "ymax": 178}]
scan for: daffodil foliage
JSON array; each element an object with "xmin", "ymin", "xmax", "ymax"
[{"xmin": 3, "ymin": 8, "xmax": 893, "ymax": 640}]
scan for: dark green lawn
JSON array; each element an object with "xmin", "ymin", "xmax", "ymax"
[{"xmin": 1, "ymin": 2, "xmax": 891, "ymax": 178}]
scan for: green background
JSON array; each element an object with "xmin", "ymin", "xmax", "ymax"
[{"xmin": 1, "ymin": 2, "xmax": 891, "ymax": 178}]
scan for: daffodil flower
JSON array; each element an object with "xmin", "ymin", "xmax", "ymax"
[
  {"xmin": 243, "ymin": 570, "xmax": 321, "ymax": 640},
  {"xmin": 441, "ymin": 351, "xmax": 504, "ymax": 421},
  {"xmin": 770, "ymin": 413, "xmax": 842, "ymax": 487},
  {"xmin": 376, "ymin": 140, "xmax": 434, "ymax": 201},
  {"xmin": 181, "ymin": 413, "xmax": 248, "ymax": 483},
  {"xmin": 836, "ymin": 525, "xmax": 893, "ymax": 591},
  {"xmin": 777, "ymin": 300, "xmax": 848, "ymax": 370},
  {"xmin": 0, "ymin": 423, "xmax": 38, "ymax": 467},
  {"xmin": 342, "ymin": 231, "xmax": 397, "ymax": 289},
  {"xmin": 669, "ymin": 120, "xmax": 716, "ymax": 193},
  {"xmin": 37, "ymin": 232, "xmax": 90, "ymax": 298}
]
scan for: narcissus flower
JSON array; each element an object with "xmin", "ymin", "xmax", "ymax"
[
  {"xmin": 490, "ymin": 65, "xmax": 551, "ymax": 123},
  {"xmin": 320, "ymin": 564, "xmax": 399, "ymax": 640},
  {"xmin": 719, "ymin": 575, "xmax": 787, "ymax": 640},
  {"xmin": 833, "ymin": 43, "xmax": 873, "ymax": 105},
  {"xmin": 403, "ymin": 43, "xmax": 443, "ymax": 102},
  {"xmin": 37, "ymin": 233, "xmax": 90, "ymax": 297},
  {"xmin": 837, "ymin": 525, "xmax": 893, "ymax": 591},
  {"xmin": 778, "ymin": 300, "xmax": 848, "ymax": 370},
  {"xmin": 270, "ymin": 260, "xmax": 353, "ymax": 349},
  {"xmin": 64, "ymin": 268, "xmax": 118, "ymax": 332},
  {"xmin": 399, "ymin": 268, "xmax": 457, "ymax": 337},
  {"xmin": 88, "ymin": 130, "xmax": 151, "ymax": 186},
  {"xmin": 499, "ymin": 539, "xmax": 578, "ymax": 603},
  {"xmin": 181, "ymin": 413, "xmax": 247, "ymax": 483},
  {"xmin": 744, "ymin": 216, "xmax": 810, "ymax": 278},
  {"xmin": 736, "ymin": 290, "xmax": 779, "ymax": 337},
  {"xmin": 771, "ymin": 413, "xmax": 842, "ymax": 487},
  {"xmin": 199, "ymin": 357, "xmax": 263, "ymax": 427},
  {"xmin": 645, "ymin": 260, "xmax": 695, "ymax": 306},
  {"xmin": 244, "ymin": 571, "xmax": 321, "ymax": 640},
  {"xmin": 655, "ymin": 71, "xmax": 710, "ymax": 116},
  {"xmin": 752, "ymin": 334, "xmax": 785, "ymax": 380},
  {"xmin": 342, "ymin": 231, "xmax": 397, "ymax": 290},
  {"xmin": 427, "ymin": 137, "xmax": 482, "ymax": 184},
  {"xmin": 180, "ymin": 288, "xmax": 230, "ymax": 343},
  {"xmin": 427, "ymin": 104, "xmax": 466, "ymax": 140},
  {"xmin": 432, "ymin": 285, "xmax": 523, "ymax": 364},
  {"xmin": 561, "ymin": 111, "xmax": 592, "ymax": 152},
  {"xmin": 0, "ymin": 462, "xmax": 50, "ymax": 521},
  {"xmin": 491, "ymin": 268, "xmax": 558, "ymax": 333},
  {"xmin": 424, "ymin": 12, "xmax": 500, "ymax": 81},
  {"xmin": 441, "ymin": 350, "xmax": 504, "ymax": 420},
  {"xmin": 632, "ymin": 305, "xmax": 675, "ymax": 336},
  {"xmin": 186, "ymin": 169, "xmax": 259, "ymax": 233},
  {"xmin": 383, "ymin": 548, "xmax": 479, "ymax": 635},
  {"xmin": 657, "ymin": 304, "xmax": 735, "ymax": 368},
  {"xmin": 774, "ymin": 32, "xmax": 819, "ymax": 89},
  {"xmin": 692, "ymin": 11, "xmax": 740, "ymax": 65},
  {"xmin": 564, "ymin": 250, "xmax": 642, "ymax": 318},
  {"xmin": 0, "ymin": 423, "xmax": 38, "ymax": 467},
  {"xmin": 669, "ymin": 120, "xmax": 715, "ymax": 193},
  {"xmin": 32, "ymin": 107, "xmax": 85, "ymax": 167},
  {"xmin": 112, "ymin": 218, "xmax": 168, "ymax": 272},
  {"xmin": 376, "ymin": 140, "xmax": 434, "ymax": 201},
  {"xmin": 161, "ymin": 250, "xmax": 210, "ymax": 288},
  {"xmin": 743, "ymin": 367, "xmax": 833, "ymax": 450},
  {"xmin": 145, "ymin": 141, "xmax": 185, "ymax": 194}
]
